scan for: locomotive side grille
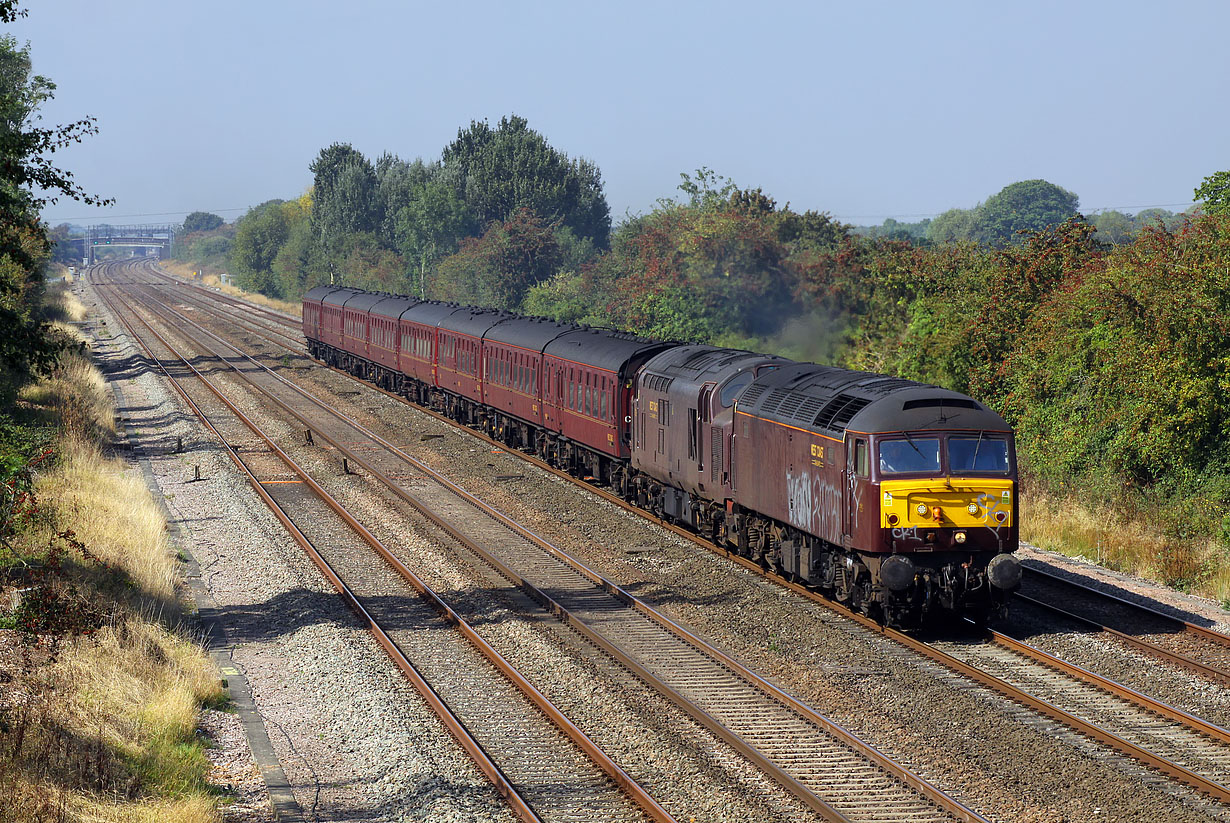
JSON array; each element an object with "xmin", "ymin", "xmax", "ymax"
[
  {"xmin": 814, "ymin": 394, "xmax": 872, "ymax": 432},
  {"xmin": 777, "ymin": 392, "xmax": 807, "ymax": 419},
  {"xmin": 738, "ymin": 384, "xmax": 768, "ymax": 407},
  {"xmin": 644, "ymin": 374, "xmax": 675, "ymax": 393},
  {"xmin": 791, "ymin": 396, "xmax": 825, "ymax": 425},
  {"xmin": 711, "ymin": 427, "xmax": 722, "ymax": 483},
  {"xmin": 760, "ymin": 388, "xmax": 793, "ymax": 416}
]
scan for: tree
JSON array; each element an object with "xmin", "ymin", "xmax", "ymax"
[
  {"xmin": 431, "ymin": 208, "xmax": 561, "ymax": 310},
  {"xmin": 927, "ymin": 207, "xmax": 977, "ymax": 243},
  {"xmin": 229, "ymin": 200, "xmax": 289, "ymax": 295},
  {"xmin": 443, "ymin": 115, "xmax": 611, "ymax": 246},
  {"xmin": 309, "ymin": 144, "xmax": 380, "ymax": 277},
  {"xmin": 0, "ymin": 19, "xmax": 109, "ymax": 396},
  {"xmin": 1089, "ymin": 210, "xmax": 1134, "ymax": 244},
  {"xmin": 391, "ymin": 174, "xmax": 475, "ymax": 297},
  {"xmin": 970, "ymin": 179, "xmax": 1080, "ymax": 245},
  {"xmin": 181, "ymin": 211, "xmax": 223, "ymax": 233},
  {"xmin": 1194, "ymin": 170, "xmax": 1230, "ymax": 216}
]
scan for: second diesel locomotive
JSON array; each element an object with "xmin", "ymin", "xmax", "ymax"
[{"xmin": 303, "ymin": 286, "xmax": 1022, "ymax": 627}]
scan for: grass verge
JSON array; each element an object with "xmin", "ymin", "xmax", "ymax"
[
  {"xmin": 1021, "ymin": 490, "xmax": 1230, "ymax": 607},
  {"xmin": 0, "ymin": 285, "xmax": 225, "ymax": 823}
]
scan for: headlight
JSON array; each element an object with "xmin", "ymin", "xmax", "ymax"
[
  {"xmin": 967, "ymin": 502, "xmax": 979, "ymax": 515},
  {"xmin": 916, "ymin": 503, "xmax": 928, "ymax": 515},
  {"xmin": 954, "ymin": 531, "xmax": 967, "ymax": 544}
]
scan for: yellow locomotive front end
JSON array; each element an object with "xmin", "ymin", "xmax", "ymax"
[{"xmin": 869, "ymin": 431, "xmax": 1021, "ymax": 623}]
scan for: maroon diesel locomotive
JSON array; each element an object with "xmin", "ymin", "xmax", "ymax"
[{"xmin": 303, "ymin": 286, "xmax": 1021, "ymax": 627}]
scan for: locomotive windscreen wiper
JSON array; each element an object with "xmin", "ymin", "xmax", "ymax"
[{"xmin": 903, "ymin": 430, "xmax": 925, "ymax": 458}]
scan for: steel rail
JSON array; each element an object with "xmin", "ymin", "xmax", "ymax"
[
  {"xmin": 110, "ymin": 264, "xmax": 981, "ymax": 823},
  {"xmin": 144, "ymin": 260, "xmax": 302, "ymax": 327},
  {"xmin": 118, "ymin": 261, "xmax": 1230, "ymax": 806},
  {"xmin": 1023, "ymin": 565, "xmax": 1230, "ymax": 650},
  {"xmin": 92, "ymin": 266, "xmax": 675, "ymax": 823},
  {"xmin": 1010, "ymin": 591, "xmax": 1230, "ymax": 688}
]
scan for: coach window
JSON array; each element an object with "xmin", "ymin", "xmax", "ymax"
[{"xmin": 601, "ymin": 386, "xmax": 608, "ymax": 421}]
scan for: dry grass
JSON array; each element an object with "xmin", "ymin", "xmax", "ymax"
[
  {"xmin": 0, "ymin": 618, "xmax": 223, "ymax": 823},
  {"xmin": 33, "ymin": 439, "xmax": 176, "ymax": 607},
  {"xmin": 43, "ymin": 282, "xmax": 88, "ymax": 323},
  {"xmin": 0, "ymin": 321, "xmax": 224, "ymax": 823},
  {"xmin": 1021, "ymin": 490, "xmax": 1230, "ymax": 603},
  {"xmin": 20, "ymin": 357, "xmax": 115, "ymax": 445},
  {"xmin": 157, "ymin": 260, "xmax": 301, "ymax": 317}
]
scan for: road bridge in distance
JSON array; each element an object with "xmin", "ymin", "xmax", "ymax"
[{"xmin": 84, "ymin": 224, "xmax": 176, "ymax": 265}]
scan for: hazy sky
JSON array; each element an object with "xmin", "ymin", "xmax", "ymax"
[{"xmin": 16, "ymin": 0, "xmax": 1228, "ymax": 227}]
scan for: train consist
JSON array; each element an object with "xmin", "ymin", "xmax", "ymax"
[{"xmin": 303, "ymin": 286, "xmax": 1022, "ymax": 627}]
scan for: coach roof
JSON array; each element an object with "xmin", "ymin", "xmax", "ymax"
[
  {"xmin": 485, "ymin": 315, "xmax": 579, "ymax": 351},
  {"xmin": 321, "ymin": 287, "xmax": 365, "ymax": 307},
  {"xmin": 303, "ymin": 285, "xmax": 343, "ymax": 304},
  {"xmin": 369, "ymin": 294, "xmax": 418, "ymax": 320},
  {"xmin": 438, "ymin": 307, "xmax": 515, "ymax": 338},
  {"xmin": 545, "ymin": 328, "xmax": 676, "ymax": 373}
]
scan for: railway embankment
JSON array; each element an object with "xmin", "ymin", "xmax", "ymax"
[{"xmin": 0, "ymin": 284, "xmax": 229, "ymax": 822}]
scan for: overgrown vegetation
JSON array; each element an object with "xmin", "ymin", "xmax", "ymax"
[{"xmin": 0, "ymin": 286, "xmax": 225, "ymax": 823}]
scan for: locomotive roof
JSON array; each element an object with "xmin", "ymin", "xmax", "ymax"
[
  {"xmin": 438, "ymin": 306, "xmax": 516, "ymax": 337},
  {"xmin": 303, "ymin": 285, "xmax": 342, "ymax": 303},
  {"xmin": 545, "ymin": 328, "xmax": 676, "ymax": 373},
  {"xmin": 369, "ymin": 294, "xmax": 419, "ymax": 319},
  {"xmin": 484, "ymin": 315, "xmax": 580, "ymax": 351},
  {"xmin": 736, "ymin": 363, "xmax": 1009, "ymax": 436},
  {"xmin": 321, "ymin": 287, "xmax": 366, "ymax": 307},
  {"xmin": 642, "ymin": 345, "xmax": 790, "ymax": 383}
]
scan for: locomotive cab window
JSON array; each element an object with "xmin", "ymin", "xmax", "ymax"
[
  {"xmin": 719, "ymin": 372, "xmax": 754, "ymax": 408},
  {"xmin": 948, "ymin": 436, "xmax": 1011, "ymax": 473},
  {"xmin": 878, "ymin": 437, "xmax": 941, "ymax": 475},
  {"xmin": 855, "ymin": 440, "xmax": 869, "ymax": 477}
]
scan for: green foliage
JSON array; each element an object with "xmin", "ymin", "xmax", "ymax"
[
  {"xmin": 431, "ymin": 208, "xmax": 562, "ymax": 310},
  {"xmin": 180, "ymin": 211, "xmax": 223, "ymax": 233},
  {"xmin": 855, "ymin": 217, "xmax": 932, "ymax": 244},
  {"xmin": 1007, "ymin": 216, "xmax": 1230, "ymax": 490},
  {"xmin": 443, "ymin": 114, "xmax": 611, "ymax": 246},
  {"xmin": 972, "ymin": 179, "xmax": 1080, "ymax": 244},
  {"xmin": 924, "ymin": 180, "xmax": 1080, "ymax": 246},
  {"xmin": 0, "ymin": 29, "xmax": 108, "ymax": 400},
  {"xmin": 310, "ymin": 144, "xmax": 381, "ymax": 274},
  {"xmin": 230, "ymin": 199, "xmax": 289, "ymax": 294},
  {"xmin": 1195, "ymin": 170, "xmax": 1230, "ymax": 216},
  {"xmin": 926, "ymin": 207, "xmax": 977, "ymax": 244},
  {"xmin": 1088, "ymin": 210, "xmax": 1134, "ymax": 244},
  {"xmin": 391, "ymin": 171, "xmax": 476, "ymax": 297}
]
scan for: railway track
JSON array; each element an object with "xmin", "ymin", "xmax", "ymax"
[
  {"xmin": 1015, "ymin": 565, "xmax": 1230, "ymax": 686},
  {"xmin": 91, "ymin": 262, "xmax": 668, "ymax": 823},
  {"xmin": 119, "ymin": 260, "xmax": 1230, "ymax": 810},
  {"xmin": 94, "ymin": 261, "xmax": 986, "ymax": 823}
]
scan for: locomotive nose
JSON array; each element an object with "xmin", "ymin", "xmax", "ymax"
[{"xmin": 986, "ymin": 553, "xmax": 1022, "ymax": 590}]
